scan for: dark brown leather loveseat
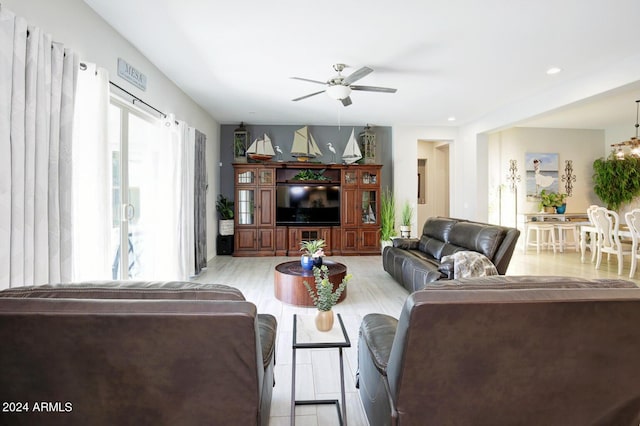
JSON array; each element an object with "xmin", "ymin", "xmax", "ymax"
[
  {"xmin": 0, "ymin": 281, "xmax": 277, "ymax": 426},
  {"xmin": 383, "ymin": 217, "xmax": 520, "ymax": 291},
  {"xmin": 357, "ymin": 276, "xmax": 640, "ymax": 426}
]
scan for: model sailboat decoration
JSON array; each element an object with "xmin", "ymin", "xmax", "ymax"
[
  {"xmin": 342, "ymin": 128, "xmax": 362, "ymax": 164},
  {"xmin": 247, "ymin": 133, "xmax": 275, "ymax": 161},
  {"xmin": 291, "ymin": 126, "xmax": 322, "ymax": 161}
]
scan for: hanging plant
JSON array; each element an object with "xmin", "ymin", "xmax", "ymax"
[{"xmin": 592, "ymin": 154, "xmax": 640, "ymax": 210}]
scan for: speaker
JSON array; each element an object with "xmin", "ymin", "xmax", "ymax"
[{"xmin": 217, "ymin": 235, "xmax": 234, "ymax": 255}]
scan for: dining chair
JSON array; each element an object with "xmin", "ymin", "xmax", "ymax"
[
  {"xmin": 580, "ymin": 205, "xmax": 599, "ymax": 262},
  {"xmin": 624, "ymin": 208, "xmax": 640, "ymax": 278},
  {"xmin": 592, "ymin": 207, "xmax": 632, "ymax": 275}
]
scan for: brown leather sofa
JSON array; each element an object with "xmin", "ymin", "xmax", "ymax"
[
  {"xmin": 383, "ymin": 217, "xmax": 520, "ymax": 291},
  {"xmin": 357, "ymin": 276, "xmax": 640, "ymax": 426},
  {"xmin": 0, "ymin": 281, "xmax": 277, "ymax": 426}
]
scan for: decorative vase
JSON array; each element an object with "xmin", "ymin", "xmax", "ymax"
[
  {"xmin": 556, "ymin": 203, "xmax": 567, "ymax": 214},
  {"xmin": 312, "ymin": 256, "xmax": 323, "ymax": 268},
  {"xmin": 315, "ymin": 309, "xmax": 334, "ymax": 331},
  {"xmin": 300, "ymin": 255, "xmax": 314, "ymax": 271},
  {"xmin": 399, "ymin": 225, "xmax": 411, "ymax": 238},
  {"xmin": 544, "ymin": 206, "xmax": 555, "ymax": 213}
]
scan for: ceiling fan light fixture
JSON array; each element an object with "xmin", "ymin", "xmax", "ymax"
[{"xmin": 326, "ymin": 85, "xmax": 351, "ymax": 100}]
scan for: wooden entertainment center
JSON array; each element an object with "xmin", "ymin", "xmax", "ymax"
[{"xmin": 232, "ymin": 162, "xmax": 382, "ymax": 256}]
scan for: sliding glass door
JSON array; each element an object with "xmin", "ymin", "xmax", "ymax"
[{"xmin": 108, "ymin": 99, "xmax": 162, "ymax": 279}]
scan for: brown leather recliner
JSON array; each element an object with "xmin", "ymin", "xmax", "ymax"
[
  {"xmin": 0, "ymin": 281, "xmax": 277, "ymax": 426},
  {"xmin": 357, "ymin": 276, "xmax": 640, "ymax": 426}
]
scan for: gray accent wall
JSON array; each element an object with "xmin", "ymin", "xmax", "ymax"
[{"xmin": 219, "ymin": 124, "xmax": 393, "ymax": 200}]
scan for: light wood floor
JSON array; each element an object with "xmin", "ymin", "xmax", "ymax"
[{"xmin": 195, "ymin": 248, "xmax": 640, "ymax": 426}]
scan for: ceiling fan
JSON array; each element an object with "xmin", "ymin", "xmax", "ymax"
[{"xmin": 291, "ymin": 64, "xmax": 397, "ymax": 106}]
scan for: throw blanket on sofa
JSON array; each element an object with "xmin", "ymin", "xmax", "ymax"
[{"xmin": 441, "ymin": 251, "xmax": 499, "ymax": 279}]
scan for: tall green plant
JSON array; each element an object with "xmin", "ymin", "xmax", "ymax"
[
  {"xmin": 593, "ymin": 155, "xmax": 640, "ymax": 210},
  {"xmin": 400, "ymin": 201, "xmax": 413, "ymax": 226},
  {"xmin": 380, "ymin": 188, "xmax": 396, "ymax": 241}
]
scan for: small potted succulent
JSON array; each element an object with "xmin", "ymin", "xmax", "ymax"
[
  {"xmin": 303, "ymin": 265, "xmax": 352, "ymax": 331},
  {"xmin": 299, "ymin": 239, "xmax": 326, "ymax": 270}
]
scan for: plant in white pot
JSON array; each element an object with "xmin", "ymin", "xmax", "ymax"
[
  {"xmin": 400, "ymin": 200, "xmax": 413, "ymax": 238},
  {"xmin": 303, "ymin": 265, "xmax": 352, "ymax": 331},
  {"xmin": 380, "ymin": 188, "xmax": 396, "ymax": 252},
  {"xmin": 216, "ymin": 194, "xmax": 234, "ymax": 236}
]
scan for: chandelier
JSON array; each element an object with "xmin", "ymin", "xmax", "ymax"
[{"xmin": 611, "ymin": 100, "xmax": 640, "ymax": 159}]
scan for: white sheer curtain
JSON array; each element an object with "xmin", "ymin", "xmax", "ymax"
[
  {"xmin": 132, "ymin": 115, "xmax": 193, "ymax": 280},
  {"xmin": 0, "ymin": 7, "xmax": 77, "ymax": 288},
  {"xmin": 71, "ymin": 63, "xmax": 111, "ymax": 281}
]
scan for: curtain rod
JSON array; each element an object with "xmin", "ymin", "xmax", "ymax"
[{"xmin": 109, "ymin": 80, "xmax": 167, "ymax": 118}]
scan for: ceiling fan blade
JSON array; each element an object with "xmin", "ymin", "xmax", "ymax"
[
  {"xmin": 341, "ymin": 96, "xmax": 352, "ymax": 107},
  {"xmin": 351, "ymin": 85, "xmax": 397, "ymax": 93},
  {"xmin": 342, "ymin": 66, "xmax": 373, "ymax": 86},
  {"xmin": 290, "ymin": 77, "xmax": 327, "ymax": 85},
  {"xmin": 292, "ymin": 90, "xmax": 325, "ymax": 102}
]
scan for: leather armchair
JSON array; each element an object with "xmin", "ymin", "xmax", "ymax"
[
  {"xmin": 357, "ymin": 276, "xmax": 640, "ymax": 426},
  {"xmin": 0, "ymin": 281, "xmax": 276, "ymax": 426}
]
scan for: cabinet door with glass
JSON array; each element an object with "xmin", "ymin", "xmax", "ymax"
[
  {"xmin": 357, "ymin": 167, "xmax": 380, "ymax": 227},
  {"xmin": 234, "ymin": 167, "xmax": 274, "ymax": 227},
  {"xmin": 233, "ymin": 165, "xmax": 275, "ymax": 255}
]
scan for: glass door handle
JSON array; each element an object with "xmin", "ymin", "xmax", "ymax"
[{"xmin": 122, "ymin": 204, "xmax": 135, "ymax": 222}]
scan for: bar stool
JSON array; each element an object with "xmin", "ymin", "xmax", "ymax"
[
  {"xmin": 555, "ymin": 223, "xmax": 579, "ymax": 253},
  {"xmin": 526, "ymin": 223, "xmax": 557, "ymax": 254}
]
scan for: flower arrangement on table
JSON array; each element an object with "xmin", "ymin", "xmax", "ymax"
[
  {"xmin": 299, "ymin": 239, "xmax": 326, "ymax": 270},
  {"xmin": 299, "ymin": 239, "xmax": 326, "ymax": 258}
]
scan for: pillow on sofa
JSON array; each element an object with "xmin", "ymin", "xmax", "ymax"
[{"xmin": 440, "ymin": 251, "xmax": 498, "ymax": 279}]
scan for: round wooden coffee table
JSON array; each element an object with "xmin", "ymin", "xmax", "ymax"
[{"xmin": 274, "ymin": 260, "xmax": 348, "ymax": 307}]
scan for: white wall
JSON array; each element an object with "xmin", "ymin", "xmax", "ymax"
[
  {"xmin": 415, "ymin": 141, "xmax": 450, "ymax": 233},
  {"xmin": 488, "ymin": 127, "xmax": 605, "ymax": 233},
  {"xmin": 5, "ymin": 0, "xmax": 221, "ymax": 261},
  {"xmin": 455, "ymin": 53, "xmax": 640, "ymax": 222},
  {"xmin": 392, "ymin": 126, "xmax": 457, "ymax": 233}
]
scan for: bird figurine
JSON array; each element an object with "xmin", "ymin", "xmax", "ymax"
[
  {"xmin": 275, "ymin": 145, "xmax": 284, "ymax": 162},
  {"xmin": 327, "ymin": 142, "xmax": 337, "ymax": 164}
]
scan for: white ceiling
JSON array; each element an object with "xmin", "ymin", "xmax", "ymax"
[{"xmin": 84, "ymin": 0, "xmax": 640, "ymax": 129}]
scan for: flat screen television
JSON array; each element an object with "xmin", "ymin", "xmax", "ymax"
[{"xmin": 276, "ymin": 184, "xmax": 340, "ymax": 226}]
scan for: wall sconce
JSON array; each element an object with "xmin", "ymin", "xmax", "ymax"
[{"xmin": 561, "ymin": 160, "xmax": 576, "ymax": 196}]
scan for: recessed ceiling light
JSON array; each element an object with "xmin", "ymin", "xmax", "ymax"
[
  {"xmin": 448, "ymin": 116, "xmax": 456, "ymax": 122},
  {"xmin": 546, "ymin": 67, "xmax": 562, "ymax": 75}
]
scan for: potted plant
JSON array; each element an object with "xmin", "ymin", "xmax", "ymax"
[
  {"xmin": 299, "ymin": 239, "xmax": 326, "ymax": 270},
  {"xmin": 538, "ymin": 190, "xmax": 567, "ymax": 213},
  {"xmin": 303, "ymin": 265, "xmax": 352, "ymax": 331},
  {"xmin": 400, "ymin": 200, "xmax": 413, "ymax": 237},
  {"xmin": 380, "ymin": 188, "xmax": 396, "ymax": 252},
  {"xmin": 216, "ymin": 194, "xmax": 234, "ymax": 235}
]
